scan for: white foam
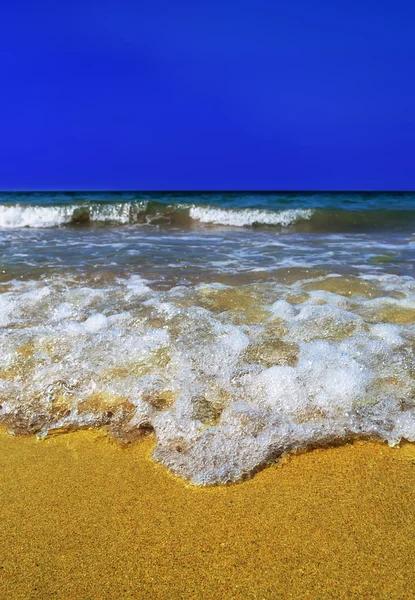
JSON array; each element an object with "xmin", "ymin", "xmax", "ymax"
[
  {"xmin": 270, "ymin": 299, "xmax": 297, "ymax": 318},
  {"xmin": 83, "ymin": 313, "xmax": 108, "ymax": 333},
  {"xmin": 0, "ymin": 295, "xmax": 15, "ymax": 326},
  {"xmin": 189, "ymin": 206, "xmax": 314, "ymax": 227},
  {"xmin": 1, "ymin": 272, "xmax": 415, "ymax": 485},
  {"xmin": 370, "ymin": 323, "xmax": 403, "ymax": 346},
  {"xmin": 124, "ymin": 275, "xmax": 152, "ymax": 298},
  {"xmin": 0, "ymin": 205, "xmax": 73, "ymax": 228},
  {"xmin": 0, "ymin": 202, "xmax": 145, "ymax": 228}
]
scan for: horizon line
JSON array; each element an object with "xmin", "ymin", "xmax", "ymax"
[{"xmin": 0, "ymin": 189, "xmax": 415, "ymax": 194}]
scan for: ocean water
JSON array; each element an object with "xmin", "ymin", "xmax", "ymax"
[{"xmin": 1, "ymin": 191, "xmax": 415, "ymax": 484}]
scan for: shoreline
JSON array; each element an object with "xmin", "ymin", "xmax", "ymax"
[{"xmin": 1, "ymin": 430, "xmax": 415, "ymax": 598}]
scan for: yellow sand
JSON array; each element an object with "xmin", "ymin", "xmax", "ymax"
[{"xmin": 1, "ymin": 430, "xmax": 415, "ymax": 599}]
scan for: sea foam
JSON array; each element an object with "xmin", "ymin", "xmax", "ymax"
[{"xmin": 0, "ymin": 273, "xmax": 414, "ymax": 484}]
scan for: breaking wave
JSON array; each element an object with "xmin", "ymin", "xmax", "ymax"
[
  {"xmin": 0, "ymin": 202, "xmax": 145, "ymax": 228},
  {"xmin": 1, "ymin": 200, "xmax": 414, "ymax": 231},
  {"xmin": 0, "ymin": 201, "xmax": 313, "ymax": 229},
  {"xmin": 188, "ymin": 206, "xmax": 314, "ymax": 227}
]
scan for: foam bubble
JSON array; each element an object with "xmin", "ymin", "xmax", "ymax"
[{"xmin": 83, "ymin": 313, "xmax": 108, "ymax": 333}]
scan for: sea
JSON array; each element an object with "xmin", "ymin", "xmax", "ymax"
[{"xmin": 1, "ymin": 191, "xmax": 415, "ymax": 484}]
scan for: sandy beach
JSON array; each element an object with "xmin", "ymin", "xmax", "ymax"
[
  {"xmin": 2, "ymin": 0, "xmax": 414, "ymax": 590},
  {"xmin": 1, "ymin": 429, "xmax": 414, "ymax": 599}
]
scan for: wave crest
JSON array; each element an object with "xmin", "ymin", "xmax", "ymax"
[
  {"xmin": 0, "ymin": 202, "xmax": 314, "ymax": 229},
  {"xmin": 0, "ymin": 201, "xmax": 415, "ymax": 232},
  {"xmin": 0, "ymin": 202, "xmax": 149, "ymax": 228},
  {"xmin": 188, "ymin": 206, "xmax": 314, "ymax": 227}
]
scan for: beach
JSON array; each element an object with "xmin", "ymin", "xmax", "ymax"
[
  {"xmin": 1, "ymin": 429, "xmax": 415, "ymax": 599},
  {"xmin": 1, "ymin": 191, "xmax": 415, "ymax": 597}
]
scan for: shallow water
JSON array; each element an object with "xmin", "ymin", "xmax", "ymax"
[{"xmin": 1, "ymin": 192, "xmax": 415, "ymax": 483}]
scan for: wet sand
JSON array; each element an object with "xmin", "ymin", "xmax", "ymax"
[{"xmin": 1, "ymin": 429, "xmax": 415, "ymax": 599}]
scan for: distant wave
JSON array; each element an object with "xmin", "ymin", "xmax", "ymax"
[
  {"xmin": 0, "ymin": 202, "xmax": 145, "ymax": 228},
  {"xmin": 0, "ymin": 200, "xmax": 414, "ymax": 232},
  {"xmin": 188, "ymin": 206, "xmax": 313, "ymax": 227},
  {"xmin": 0, "ymin": 202, "xmax": 314, "ymax": 229}
]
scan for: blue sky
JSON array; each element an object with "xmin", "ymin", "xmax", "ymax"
[{"xmin": 1, "ymin": 0, "xmax": 414, "ymax": 190}]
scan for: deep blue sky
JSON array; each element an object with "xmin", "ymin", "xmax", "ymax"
[{"xmin": 1, "ymin": 0, "xmax": 414, "ymax": 190}]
